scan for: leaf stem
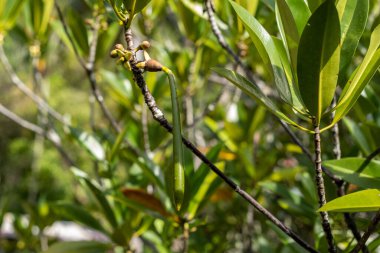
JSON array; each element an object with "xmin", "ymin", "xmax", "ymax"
[{"xmin": 313, "ymin": 122, "xmax": 336, "ymax": 253}]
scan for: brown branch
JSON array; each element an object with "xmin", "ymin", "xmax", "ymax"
[
  {"xmin": 0, "ymin": 44, "xmax": 67, "ymax": 125},
  {"xmin": 0, "ymin": 103, "xmax": 75, "ymax": 167},
  {"xmin": 55, "ymin": 4, "xmax": 121, "ymax": 133},
  {"xmin": 123, "ymin": 28, "xmax": 318, "ymax": 253},
  {"xmin": 350, "ymin": 209, "xmax": 380, "ymax": 253},
  {"xmin": 313, "ymin": 124, "xmax": 336, "ymax": 253}
]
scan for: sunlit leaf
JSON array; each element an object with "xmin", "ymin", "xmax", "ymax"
[
  {"xmin": 318, "ymin": 189, "xmax": 380, "ymax": 212},
  {"xmin": 336, "ymin": 0, "xmax": 369, "ymax": 71},
  {"xmin": 328, "ymin": 25, "xmax": 380, "ymax": 129}
]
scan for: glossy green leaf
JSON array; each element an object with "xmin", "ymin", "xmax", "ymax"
[
  {"xmin": 297, "ymin": 0, "xmax": 341, "ymax": 124},
  {"xmin": 71, "ymin": 168, "xmax": 118, "ymax": 228},
  {"xmin": 68, "ymin": 9, "xmax": 89, "ymax": 55},
  {"xmin": 318, "ymin": 189, "xmax": 380, "ymax": 212},
  {"xmin": 337, "ymin": 0, "xmax": 369, "ymax": 71},
  {"xmin": 213, "ymin": 67, "xmax": 312, "ymax": 133},
  {"xmin": 229, "ymin": 0, "xmax": 292, "ymax": 104},
  {"xmin": 285, "ymin": 0, "xmax": 311, "ymax": 35},
  {"xmin": 275, "ymin": 0, "xmax": 300, "ymax": 73},
  {"xmin": 52, "ymin": 203, "xmax": 107, "ymax": 234},
  {"xmin": 328, "ymin": 25, "xmax": 380, "ymax": 128},
  {"xmin": 323, "ymin": 158, "xmax": 380, "ymax": 189},
  {"xmin": 306, "ymin": 0, "xmax": 323, "ymax": 12},
  {"xmin": 69, "ymin": 127, "xmax": 105, "ymax": 161},
  {"xmin": 272, "ymin": 36, "xmax": 305, "ymax": 112},
  {"xmin": 44, "ymin": 241, "xmax": 111, "ymax": 253}
]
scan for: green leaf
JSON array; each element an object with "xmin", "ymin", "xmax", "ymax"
[
  {"xmin": 39, "ymin": 0, "xmax": 54, "ymax": 37},
  {"xmin": 328, "ymin": 25, "xmax": 380, "ymax": 128},
  {"xmin": 0, "ymin": 0, "xmax": 26, "ymax": 33},
  {"xmin": 297, "ymin": 0, "xmax": 341, "ymax": 124},
  {"xmin": 72, "ymin": 168, "xmax": 118, "ymax": 228},
  {"xmin": 52, "ymin": 203, "xmax": 108, "ymax": 234},
  {"xmin": 306, "ymin": 0, "xmax": 323, "ymax": 12},
  {"xmin": 318, "ymin": 189, "xmax": 380, "ymax": 212},
  {"xmin": 67, "ymin": 9, "xmax": 89, "ymax": 56},
  {"xmin": 285, "ymin": 0, "xmax": 311, "ymax": 35},
  {"xmin": 336, "ymin": 0, "xmax": 369, "ymax": 71},
  {"xmin": 229, "ymin": 0, "xmax": 292, "ymax": 104},
  {"xmin": 44, "ymin": 241, "xmax": 111, "ymax": 253},
  {"xmin": 213, "ymin": 68, "xmax": 312, "ymax": 133},
  {"xmin": 69, "ymin": 127, "xmax": 105, "ymax": 161},
  {"xmin": 323, "ymin": 158, "xmax": 380, "ymax": 189},
  {"xmin": 275, "ymin": 0, "xmax": 300, "ymax": 73},
  {"xmin": 343, "ymin": 118, "xmax": 374, "ymax": 155},
  {"xmin": 187, "ymin": 144, "xmax": 223, "ymax": 218}
]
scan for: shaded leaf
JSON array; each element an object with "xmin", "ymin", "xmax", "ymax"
[
  {"xmin": 124, "ymin": 0, "xmax": 151, "ymax": 14},
  {"xmin": 229, "ymin": 0, "xmax": 292, "ymax": 104},
  {"xmin": 213, "ymin": 68, "xmax": 312, "ymax": 133},
  {"xmin": 72, "ymin": 168, "xmax": 118, "ymax": 228},
  {"xmin": 52, "ymin": 203, "xmax": 107, "ymax": 234},
  {"xmin": 44, "ymin": 241, "xmax": 110, "ymax": 253},
  {"xmin": 69, "ymin": 127, "xmax": 105, "ymax": 161},
  {"xmin": 297, "ymin": 0, "xmax": 341, "ymax": 123},
  {"xmin": 318, "ymin": 189, "xmax": 380, "ymax": 212},
  {"xmin": 323, "ymin": 158, "xmax": 380, "ymax": 189},
  {"xmin": 67, "ymin": 9, "xmax": 89, "ymax": 55},
  {"xmin": 120, "ymin": 188, "xmax": 170, "ymax": 217}
]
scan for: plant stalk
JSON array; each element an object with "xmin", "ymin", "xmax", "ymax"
[{"xmin": 314, "ymin": 123, "xmax": 336, "ymax": 253}]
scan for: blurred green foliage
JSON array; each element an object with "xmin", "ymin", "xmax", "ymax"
[{"xmin": 0, "ymin": 0, "xmax": 379, "ymax": 252}]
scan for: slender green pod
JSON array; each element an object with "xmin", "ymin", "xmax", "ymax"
[{"xmin": 162, "ymin": 66, "xmax": 185, "ymax": 211}]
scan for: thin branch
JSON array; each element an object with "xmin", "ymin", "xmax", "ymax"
[
  {"xmin": 356, "ymin": 146, "xmax": 380, "ymax": 174},
  {"xmin": 55, "ymin": 4, "xmax": 121, "ymax": 133},
  {"xmin": 350, "ymin": 209, "xmax": 380, "ymax": 253},
  {"xmin": 124, "ymin": 28, "xmax": 318, "ymax": 253},
  {"xmin": 85, "ymin": 16, "xmax": 121, "ymax": 133},
  {"xmin": 54, "ymin": 3, "xmax": 86, "ymax": 69},
  {"xmin": 313, "ymin": 124, "xmax": 336, "ymax": 253},
  {"xmin": 0, "ymin": 103, "xmax": 44, "ymax": 135},
  {"xmin": 330, "ymin": 97, "xmax": 368, "ymax": 252},
  {"xmin": 0, "ymin": 44, "xmax": 67, "ymax": 125},
  {"xmin": 0, "ymin": 103, "xmax": 75, "ymax": 167},
  {"xmin": 204, "ymin": 0, "xmax": 262, "ymax": 87}
]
